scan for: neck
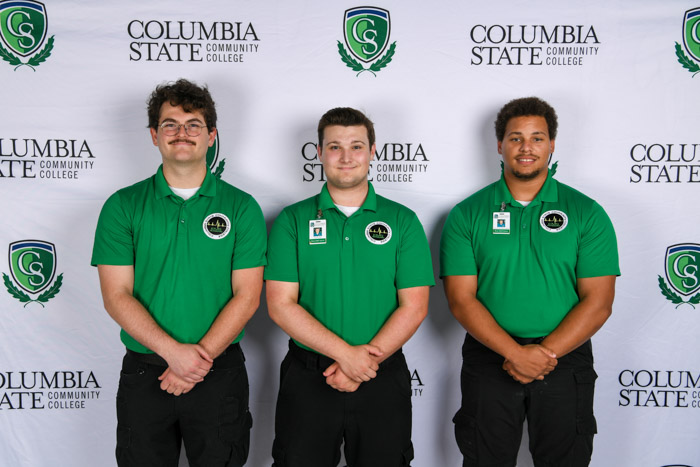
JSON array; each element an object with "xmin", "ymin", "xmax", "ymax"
[
  {"xmin": 327, "ymin": 181, "xmax": 369, "ymax": 207},
  {"xmin": 162, "ymin": 161, "xmax": 207, "ymax": 189},
  {"xmin": 503, "ymin": 170, "xmax": 547, "ymax": 202}
]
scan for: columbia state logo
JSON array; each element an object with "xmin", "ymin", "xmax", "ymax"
[
  {"xmin": 675, "ymin": 7, "xmax": 700, "ymax": 77},
  {"xmin": 365, "ymin": 221, "xmax": 392, "ymax": 244},
  {"xmin": 337, "ymin": 7, "xmax": 396, "ymax": 76},
  {"xmin": 540, "ymin": 210, "xmax": 568, "ymax": 232},
  {"xmin": 3, "ymin": 240, "xmax": 63, "ymax": 307},
  {"xmin": 207, "ymin": 133, "xmax": 225, "ymax": 178},
  {"xmin": 0, "ymin": 0, "xmax": 54, "ymax": 71},
  {"xmin": 658, "ymin": 243, "xmax": 700, "ymax": 308},
  {"xmin": 203, "ymin": 213, "xmax": 230, "ymax": 239}
]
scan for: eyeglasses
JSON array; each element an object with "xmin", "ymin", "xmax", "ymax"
[{"xmin": 159, "ymin": 122, "xmax": 207, "ymax": 137}]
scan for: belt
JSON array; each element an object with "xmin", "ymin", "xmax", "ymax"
[
  {"xmin": 126, "ymin": 343, "xmax": 242, "ymax": 367},
  {"xmin": 287, "ymin": 339, "xmax": 402, "ymax": 370},
  {"xmin": 511, "ymin": 336, "xmax": 546, "ymax": 345}
]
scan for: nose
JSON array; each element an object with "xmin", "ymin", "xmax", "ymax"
[
  {"xmin": 339, "ymin": 149, "xmax": 351, "ymax": 162},
  {"xmin": 177, "ymin": 124, "xmax": 188, "ymax": 136}
]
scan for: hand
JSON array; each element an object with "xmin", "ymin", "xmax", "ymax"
[
  {"xmin": 161, "ymin": 343, "xmax": 213, "ymax": 383},
  {"xmin": 323, "ymin": 362, "xmax": 361, "ymax": 393},
  {"xmin": 503, "ymin": 344, "xmax": 557, "ymax": 384},
  {"xmin": 158, "ymin": 367, "xmax": 196, "ymax": 396},
  {"xmin": 335, "ymin": 344, "xmax": 383, "ymax": 382}
]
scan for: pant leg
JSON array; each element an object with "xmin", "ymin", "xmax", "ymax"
[
  {"xmin": 343, "ymin": 352, "xmax": 414, "ymax": 467},
  {"xmin": 179, "ymin": 344, "xmax": 252, "ymax": 467},
  {"xmin": 271, "ymin": 350, "xmax": 344, "ymax": 467},
  {"xmin": 454, "ymin": 335, "xmax": 526, "ymax": 467},
  {"xmin": 527, "ymin": 342, "xmax": 597, "ymax": 467},
  {"xmin": 115, "ymin": 352, "xmax": 181, "ymax": 467}
]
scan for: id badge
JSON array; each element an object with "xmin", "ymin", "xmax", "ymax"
[
  {"xmin": 309, "ymin": 219, "xmax": 327, "ymax": 244},
  {"xmin": 493, "ymin": 212, "xmax": 510, "ymax": 234}
]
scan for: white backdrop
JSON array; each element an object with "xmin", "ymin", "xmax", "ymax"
[{"xmin": 1, "ymin": 1, "xmax": 699, "ymax": 466}]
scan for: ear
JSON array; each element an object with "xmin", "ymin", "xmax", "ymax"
[
  {"xmin": 317, "ymin": 143, "xmax": 323, "ymax": 162},
  {"xmin": 150, "ymin": 127, "xmax": 158, "ymax": 146},
  {"xmin": 549, "ymin": 139, "xmax": 555, "ymax": 154},
  {"xmin": 370, "ymin": 143, "xmax": 376, "ymax": 161},
  {"xmin": 208, "ymin": 127, "xmax": 217, "ymax": 147},
  {"xmin": 497, "ymin": 140, "xmax": 503, "ymax": 155}
]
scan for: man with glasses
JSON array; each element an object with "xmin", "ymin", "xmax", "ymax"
[{"xmin": 92, "ymin": 79, "xmax": 266, "ymax": 466}]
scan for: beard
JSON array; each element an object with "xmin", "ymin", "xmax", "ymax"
[{"xmin": 511, "ymin": 167, "xmax": 542, "ymax": 181}]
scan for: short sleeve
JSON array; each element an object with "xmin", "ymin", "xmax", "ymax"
[
  {"xmin": 231, "ymin": 195, "xmax": 268, "ymax": 270},
  {"xmin": 575, "ymin": 202, "xmax": 620, "ymax": 278},
  {"xmin": 440, "ymin": 204, "xmax": 477, "ymax": 277},
  {"xmin": 395, "ymin": 212, "xmax": 435, "ymax": 289},
  {"xmin": 264, "ymin": 208, "xmax": 300, "ymax": 283},
  {"xmin": 91, "ymin": 192, "xmax": 134, "ymax": 266}
]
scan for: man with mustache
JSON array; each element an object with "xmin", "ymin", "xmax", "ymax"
[
  {"xmin": 441, "ymin": 97, "xmax": 620, "ymax": 466},
  {"xmin": 92, "ymin": 79, "xmax": 266, "ymax": 466}
]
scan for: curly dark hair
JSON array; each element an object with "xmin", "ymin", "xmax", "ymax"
[
  {"xmin": 317, "ymin": 107, "xmax": 375, "ymax": 147},
  {"xmin": 494, "ymin": 97, "xmax": 558, "ymax": 141},
  {"xmin": 147, "ymin": 79, "xmax": 217, "ymax": 130}
]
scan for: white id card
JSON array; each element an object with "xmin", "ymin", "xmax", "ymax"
[
  {"xmin": 493, "ymin": 212, "xmax": 510, "ymax": 234},
  {"xmin": 309, "ymin": 219, "xmax": 327, "ymax": 244}
]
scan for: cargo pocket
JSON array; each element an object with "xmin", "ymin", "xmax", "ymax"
[
  {"xmin": 219, "ymin": 394, "xmax": 252, "ymax": 465},
  {"xmin": 574, "ymin": 367, "xmax": 598, "ymax": 435},
  {"xmin": 453, "ymin": 408, "xmax": 477, "ymax": 461},
  {"xmin": 401, "ymin": 442, "xmax": 415, "ymax": 465}
]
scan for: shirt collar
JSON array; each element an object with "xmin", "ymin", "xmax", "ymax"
[
  {"xmin": 154, "ymin": 164, "xmax": 216, "ymax": 200},
  {"xmin": 493, "ymin": 169, "xmax": 558, "ymax": 208},
  {"xmin": 317, "ymin": 182, "xmax": 377, "ymax": 214}
]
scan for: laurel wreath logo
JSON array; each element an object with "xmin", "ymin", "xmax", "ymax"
[
  {"xmin": 658, "ymin": 275, "xmax": 700, "ymax": 309},
  {"xmin": 0, "ymin": 35, "xmax": 54, "ymax": 71},
  {"xmin": 213, "ymin": 158, "xmax": 226, "ymax": 179},
  {"xmin": 337, "ymin": 41, "xmax": 396, "ymax": 76},
  {"xmin": 3, "ymin": 272, "xmax": 63, "ymax": 307},
  {"xmin": 674, "ymin": 42, "xmax": 700, "ymax": 77}
]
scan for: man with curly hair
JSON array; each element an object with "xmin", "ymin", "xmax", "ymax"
[
  {"xmin": 441, "ymin": 97, "xmax": 619, "ymax": 466},
  {"xmin": 92, "ymin": 79, "xmax": 266, "ymax": 466}
]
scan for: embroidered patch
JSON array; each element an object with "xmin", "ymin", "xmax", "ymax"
[
  {"xmin": 365, "ymin": 221, "xmax": 392, "ymax": 244},
  {"xmin": 203, "ymin": 213, "xmax": 231, "ymax": 239},
  {"xmin": 540, "ymin": 210, "xmax": 568, "ymax": 233}
]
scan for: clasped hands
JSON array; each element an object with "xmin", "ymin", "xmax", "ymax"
[
  {"xmin": 323, "ymin": 344, "xmax": 384, "ymax": 393},
  {"xmin": 503, "ymin": 344, "xmax": 557, "ymax": 384},
  {"xmin": 157, "ymin": 343, "xmax": 213, "ymax": 396}
]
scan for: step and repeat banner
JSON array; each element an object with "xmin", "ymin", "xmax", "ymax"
[{"xmin": 1, "ymin": 1, "xmax": 699, "ymax": 466}]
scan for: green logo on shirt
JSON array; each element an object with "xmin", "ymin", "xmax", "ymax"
[
  {"xmin": 659, "ymin": 243, "xmax": 700, "ymax": 308},
  {"xmin": 203, "ymin": 213, "xmax": 231, "ymax": 240},
  {"xmin": 3, "ymin": 240, "xmax": 62, "ymax": 307},
  {"xmin": 365, "ymin": 221, "xmax": 392, "ymax": 244},
  {"xmin": 540, "ymin": 210, "xmax": 568, "ymax": 232}
]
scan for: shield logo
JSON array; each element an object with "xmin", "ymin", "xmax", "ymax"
[
  {"xmin": 664, "ymin": 243, "xmax": 700, "ymax": 296},
  {"xmin": 682, "ymin": 8, "xmax": 700, "ymax": 63},
  {"xmin": 8, "ymin": 240, "xmax": 56, "ymax": 294},
  {"xmin": 0, "ymin": 0, "xmax": 48, "ymax": 58},
  {"xmin": 343, "ymin": 7, "xmax": 390, "ymax": 63}
]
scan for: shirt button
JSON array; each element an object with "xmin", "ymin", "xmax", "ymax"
[
  {"xmin": 345, "ymin": 237, "xmax": 350, "ymax": 241},
  {"xmin": 522, "ymin": 224, "xmax": 526, "ymax": 229},
  {"xmin": 180, "ymin": 219, "xmax": 185, "ymax": 223}
]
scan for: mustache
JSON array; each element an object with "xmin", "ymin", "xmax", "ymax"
[{"xmin": 169, "ymin": 139, "xmax": 196, "ymax": 145}]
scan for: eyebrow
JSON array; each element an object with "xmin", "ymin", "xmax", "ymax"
[
  {"xmin": 507, "ymin": 130, "xmax": 547, "ymax": 136},
  {"xmin": 325, "ymin": 140, "xmax": 366, "ymax": 145},
  {"xmin": 160, "ymin": 117, "xmax": 205, "ymax": 124}
]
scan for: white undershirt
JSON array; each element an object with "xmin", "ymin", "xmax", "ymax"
[
  {"xmin": 516, "ymin": 200, "xmax": 531, "ymax": 207},
  {"xmin": 335, "ymin": 204, "xmax": 360, "ymax": 217},
  {"xmin": 169, "ymin": 186, "xmax": 200, "ymax": 200}
]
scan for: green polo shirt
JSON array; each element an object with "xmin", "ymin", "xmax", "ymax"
[
  {"xmin": 440, "ymin": 170, "xmax": 619, "ymax": 337},
  {"xmin": 91, "ymin": 165, "xmax": 267, "ymax": 353},
  {"xmin": 265, "ymin": 182, "xmax": 434, "ymax": 350}
]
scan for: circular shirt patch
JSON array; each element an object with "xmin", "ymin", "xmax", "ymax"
[
  {"xmin": 365, "ymin": 221, "xmax": 392, "ymax": 245},
  {"xmin": 203, "ymin": 213, "xmax": 231, "ymax": 239},
  {"xmin": 540, "ymin": 210, "xmax": 568, "ymax": 233}
]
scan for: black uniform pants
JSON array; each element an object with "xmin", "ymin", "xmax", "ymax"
[
  {"xmin": 116, "ymin": 343, "xmax": 252, "ymax": 467},
  {"xmin": 454, "ymin": 334, "xmax": 597, "ymax": 467},
  {"xmin": 272, "ymin": 340, "xmax": 414, "ymax": 467}
]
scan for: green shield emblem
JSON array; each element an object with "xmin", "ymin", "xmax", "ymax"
[
  {"xmin": 9, "ymin": 240, "xmax": 56, "ymax": 294},
  {"xmin": 665, "ymin": 243, "xmax": 700, "ymax": 296},
  {"xmin": 683, "ymin": 8, "xmax": 700, "ymax": 63},
  {"xmin": 0, "ymin": 0, "xmax": 48, "ymax": 57},
  {"xmin": 344, "ymin": 7, "xmax": 390, "ymax": 63}
]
